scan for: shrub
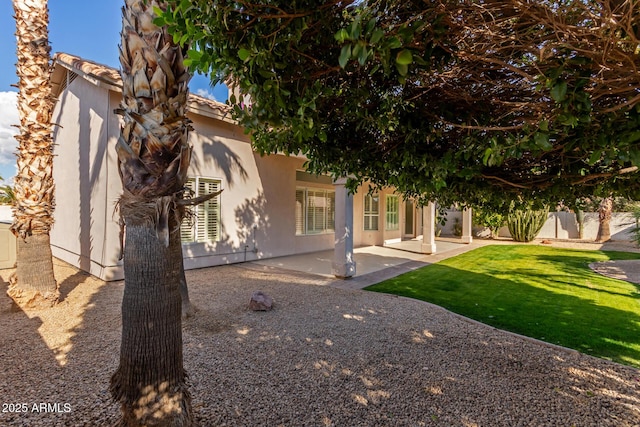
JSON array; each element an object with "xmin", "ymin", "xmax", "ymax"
[
  {"xmin": 629, "ymin": 204, "xmax": 640, "ymax": 247},
  {"xmin": 473, "ymin": 208, "xmax": 505, "ymax": 239}
]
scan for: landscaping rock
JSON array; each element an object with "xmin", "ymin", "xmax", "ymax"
[{"xmin": 249, "ymin": 291, "xmax": 273, "ymax": 311}]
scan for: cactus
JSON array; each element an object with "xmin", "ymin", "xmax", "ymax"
[
  {"xmin": 507, "ymin": 206, "xmax": 549, "ymax": 242},
  {"xmin": 575, "ymin": 209, "xmax": 585, "ymax": 239}
]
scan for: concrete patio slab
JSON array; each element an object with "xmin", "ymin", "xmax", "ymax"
[{"xmin": 250, "ymin": 239, "xmax": 474, "ymax": 279}]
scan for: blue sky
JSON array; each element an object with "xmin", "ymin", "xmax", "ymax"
[{"xmin": 0, "ymin": 0, "xmax": 226, "ymax": 183}]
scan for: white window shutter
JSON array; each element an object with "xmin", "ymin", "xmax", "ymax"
[
  {"xmin": 181, "ymin": 177, "xmax": 221, "ymax": 243},
  {"xmin": 295, "ymin": 189, "xmax": 305, "ymax": 234}
]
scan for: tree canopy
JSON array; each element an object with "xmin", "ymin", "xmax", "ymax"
[{"xmin": 160, "ymin": 0, "xmax": 640, "ymax": 210}]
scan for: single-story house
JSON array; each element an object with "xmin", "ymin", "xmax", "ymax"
[{"xmin": 49, "ymin": 53, "xmax": 473, "ymax": 281}]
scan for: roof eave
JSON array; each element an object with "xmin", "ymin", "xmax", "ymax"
[{"xmin": 51, "ymin": 52, "xmax": 234, "ymax": 123}]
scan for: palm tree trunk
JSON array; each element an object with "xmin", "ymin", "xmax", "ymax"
[
  {"xmin": 8, "ymin": 0, "xmax": 58, "ymax": 308},
  {"xmin": 110, "ymin": 216, "xmax": 191, "ymax": 425},
  {"xmin": 180, "ymin": 253, "xmax": 197, "ymax": 319},
  {"xmin": 110, "ymin": 0, "xmax": 193, "ymax": 424},
  {"xmin": 596, "ymin": 196, "xmax": 613, "ymax": 243}
]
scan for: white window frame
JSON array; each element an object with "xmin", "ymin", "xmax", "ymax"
[
  {"xmin": 385, "ymin": 195, "xmax": 399, "ymax": 231},
  {"xmin": 181, "ymin": 177, "xmax": 222, "ymax": 243},
  {"xmin": 364, "ymin": 193, "xmax": 379, "ymax": 231},
  {"xmin": 295, "ymin": 187, "xmax": 335, "ymax": 235}
]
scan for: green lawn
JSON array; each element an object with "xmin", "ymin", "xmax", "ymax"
[{"xmin": 365, "ymin": 245, "xmax": 640, "ymax": 368}]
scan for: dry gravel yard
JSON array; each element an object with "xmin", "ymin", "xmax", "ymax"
[{"xmin": 0, "ymin": 257, "xmax": 639, "ymax": 426}]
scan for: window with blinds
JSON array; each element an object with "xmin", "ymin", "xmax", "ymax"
[
  {"xmin": 295, "ymin": 187, "xmax": 335, "ymax": 235},
  {"xmin": 385, "ymin": 195, "xmax": 399, "ymax": 230},
  {"xmin": 181, "ymin": 177, "xmax": 221, "ymax": 243},
  {"xmin": 364, "ymin": 194, "xmax": 379, "ymax": 231}
]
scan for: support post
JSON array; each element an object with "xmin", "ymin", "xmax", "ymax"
[
  {"xmin": 421, "ymin": 202, "xmax": 437, "ymax": 254},
  {"xmin": 461, "ymin": 207, "xmax": 473, "ymax": 244},
  {"xmin": 332, "ymin": 178, "xmax": 356, "ymax": 278}
]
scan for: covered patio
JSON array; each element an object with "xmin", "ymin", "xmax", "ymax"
[
  {"xmin": 251, "ymin": 239, "xmax": 474, "ymax": 279},
  {"xmin": 383, "ymin": 236, "xmax": 473, "ymax": 255},
  {"xmin": 331, "ymin": 182, "xmax": 475, "ymax": 279}
]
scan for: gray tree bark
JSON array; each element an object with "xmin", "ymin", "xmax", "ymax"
[
  {"xmin": 109, "ymin": 220, "xmax": 192, "ymax": 426},
  {"xmin": 596, "ymin": 197, "xmax": 613, "ymax": 243}
]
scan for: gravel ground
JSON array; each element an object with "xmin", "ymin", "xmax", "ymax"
[{"xmin": 0, "ymin": 255, "xmax": 639, "ymax": 427}]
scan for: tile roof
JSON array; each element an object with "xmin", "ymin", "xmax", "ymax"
[
  {"xmin": 52, "ymin": 52, "xmax": 232, "ymax": 120},
  {"xmin": 54, "ymin": 52, "xmax": 122, "ymax": 86}
]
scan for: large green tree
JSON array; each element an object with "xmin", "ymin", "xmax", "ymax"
[{"xmin": 162, "ymin": 0, "xmax": 640, "ymax": 210}]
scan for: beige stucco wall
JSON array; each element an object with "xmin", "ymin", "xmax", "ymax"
[
  {"xmin": 50, "ymin": 73, "xmax": 340, "ymax": 280},
  {"xmin": 0, "ymin": 222, "xmax": 17, "ymax": 269},
  {"xmin": 182, "ymin": 115, "xmax": 336, "ymax": 269},
  {"xmin": 50, "ymin": 76, "xmax": 123, "ymax": 280}
]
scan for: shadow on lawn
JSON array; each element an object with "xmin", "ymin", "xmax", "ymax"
[
  {"xmin": 534, "ymin": 253, "xmax": 640, "ymax": 297},
  {"xmin": 368, "ymin": 262, "xmax": 640, "ymax": 368}
]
